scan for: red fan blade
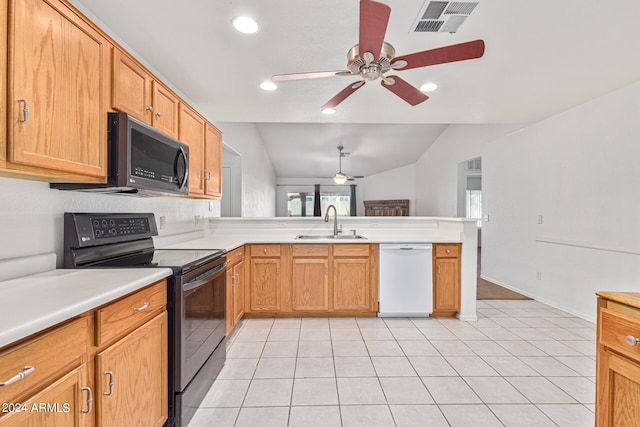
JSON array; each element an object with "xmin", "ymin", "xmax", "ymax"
[
  {"xmin": 380, "ymin": 76, "xmax": 428, "ymax": 106},
  {"xmin": 272, "ymin": 70, "xmax": 352, "ymax": 81},
  {"xmin": 359, "ymin": 0, "xmax": 391, "ymax": 62},
  {"xmin": 322, "ymin": 81, "xmax": 366, "ymax": 109},
  {"xmin": 392, "ymin": 40, "xmax": 485, "ymax": 70}
]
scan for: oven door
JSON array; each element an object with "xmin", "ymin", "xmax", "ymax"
[{"xmin": 174, "ymin": 257, "xmax": 226, "ymax": 391}]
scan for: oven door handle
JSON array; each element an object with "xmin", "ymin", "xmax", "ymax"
[{"xmin": 182, "ymin": 262, "xmax": 227, "ymax": 292}]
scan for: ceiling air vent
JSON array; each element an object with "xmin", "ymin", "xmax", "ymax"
[{"xmin": 413, "ymin": 1, "xmax": 479, "ymax": 34}]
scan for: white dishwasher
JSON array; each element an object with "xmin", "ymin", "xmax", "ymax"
[{"xmin": 378, "ymin": 243, "xmax": 433, "ymax": 317}]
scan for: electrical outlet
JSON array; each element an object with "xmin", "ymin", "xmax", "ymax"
[
  {"xmin": 370, "ymin": 223, "xmax": 380, "ymax": 228},
  {"xmin": 483, "ymin": 214, "xmax": 490, "ymax": 222},
  {"xmin": 537, "ymin": 215, "xmax": 543, "ymax": 224},
  {"xmin": 159, "ymin": 216, "xmax": 166, "ymax": 230},
  {"xmin": 208, "ymin": 201, "xmax": 214, "ymax": 212},
  {"xmin": 194, "ymin": 215, "xmax": 201, "ymax": 226},
  {"xmin": 277, "ymin": 222, "xmax": 286, "ymax": 228},
  {"xmin": 536, "ymin": 271, "xmax": 542, "ymax": 280}
]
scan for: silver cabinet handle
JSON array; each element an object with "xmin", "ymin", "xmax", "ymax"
[
  {"xmin": 155, "ymin": 111, "xmax": 162, "ymax": 118},
  {"xmin": 17, "ymin": 99, "xmax": 29, "ymax": 123},
  {"xmin": 626, "ymin": 335, "xmax": 640, "ymax": 346},
  {"xmin": 103, "ymin": 371, "xmax": 114, "ymax": 396},
  {"xmin": 437, "ymin": 265, "xmax": 441, "ymax": 273},
  {"xmin": 0, "ymin": 366, "xmax": 35, "ymax": 387},
  {"xmin": 263, "ymin": 248, "xmax": 268, "ymax": 254},
  {"xmin": 146, "ymin": 106, "xmax": 154, "ymax": 113},
  {"xmin": 446, "ymin": 249, "xmax": 451, "ymax": 254},
  {"xmin": 81, "ymin": 387, "xmax": 93, "ymax": 413},
  {"xmin": 133, "ymin": 302, "xmax": 150, "ymax": 311},
  {"xmin": 204, "ymin": 170, "xmax": 211, "ymax": 180}
]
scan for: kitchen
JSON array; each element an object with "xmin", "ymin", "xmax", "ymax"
[{"xmin": 1, "ymin": 0, "xmax": 639, "ymax": 426}]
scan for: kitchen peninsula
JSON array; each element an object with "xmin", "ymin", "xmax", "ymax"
[{"xmin": 157, "ymin": 216, "xmax": 479, "ymax": 324}]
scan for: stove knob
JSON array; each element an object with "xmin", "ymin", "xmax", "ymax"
[
  {"xmin": 92, "ymin": 220, "xmax": 100, "ymax": 228},
  {"xmin": 109, "ymin": 228, "xmax": 117, "ymax": 236},
  {"xmin": 102, "ymin": 220, "xmax": 108, "ymax": 227}
]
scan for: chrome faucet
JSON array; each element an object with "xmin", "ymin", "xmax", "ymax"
[{"xmin": 324, "ymin": 204, "xmax": 339, "ymax": 236}]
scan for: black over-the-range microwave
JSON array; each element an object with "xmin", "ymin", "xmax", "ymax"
[{"xmin": 51, "ymin": 112, "xmax": 189, "ymax": 196}]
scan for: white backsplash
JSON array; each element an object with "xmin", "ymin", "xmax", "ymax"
[{"xmin": 0, "ymin": 175, "xmax": 220, "ymax": 267}]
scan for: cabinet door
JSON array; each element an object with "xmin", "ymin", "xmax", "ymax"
[
  {"xmin": 112, "ymin": 48, "xmax": 151, "ymax": 123},
  {"xmin": 179, "ymin": 104, "xmax": 205, "ymax": 195},
  {"xmin": 96, "ymin": 312, "xmax": 168, "ymax": 427},
  {"xmin": 9, "ymin": 0, "xmax": 109, "ymax": 178},
  {"xmin": 204, "ymin": 123, "xmax": 223, "ymax": 199},
  {"xmin": 0, "ymin": 365, "xmax": 91, "ymax": 427},
  {"xmin": 292, "ymin": 258, "xmax": 329, "ymax": 311},
  {"xmin": 333, "ymin": 258, "xmax": 370, "ymax": 311},
  {"xmin": 233, "ymin": 260, "xmax": 245, "ymax": 324},
  {"xmin": 597, "ymin": 349, "xmax": 640, "ymax": 426},
  {"xmin": 151, "ymin": 81, "xmax": 179, "ymax": 138},
  {"xmin": 433, "ymin": 258, "xmax": 460, "ymax": 312},
  {"xmin": 250, "ymin": 259, "xmax": 281, "ymax": 311}
]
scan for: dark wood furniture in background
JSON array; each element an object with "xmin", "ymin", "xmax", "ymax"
[{"xmin": 363, "ymin": 199, "xmax": 410, "ymax": 216}]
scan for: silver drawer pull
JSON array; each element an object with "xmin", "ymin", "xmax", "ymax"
[
  {"xmin": 103, "ymin": 371, "xmax": 114, "ymax": 396},
  {"xmin": 17, "ymin": 99, "xmax": 29, "ymax": 123},
  {"xmin": 133, "ymin": 302, "xmax": 150, "ymax": 311},
  {"xmin": 81, "ymin": 387, "xmax": 93, "ymax": 413},
  {"xmin": 626, "ymin": 335, "xmax": 640, "ymax": 346},
  {"xmin": 446, "ymin": 249, "xmax": 451, "ymax": 254},
  {"xmin": 0, "ymin": 366, "xmax": 35, "ymax": 387}
]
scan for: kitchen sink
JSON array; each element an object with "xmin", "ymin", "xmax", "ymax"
[{"xmin": 295, "ymin": 234, "xmax": 367, "ymax": 240}]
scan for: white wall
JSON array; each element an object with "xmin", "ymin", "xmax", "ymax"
[
  {"xmin": 414, "ymin": 124, "xmax": 524, "ymax": 216},
  {"xmin": 0, "ymin": 176, "xmax": 218, "ymax": 266},
  {"xmin": 360, "ymin": 164, "xmax": 417, "ymax": 216},
  {"xmin": 482, "ymin": 81, "xmax": 640, "ymax": 321},
  {"xmin": 217, "ymin": 123, "xmax": 277, "ymax": 217}
]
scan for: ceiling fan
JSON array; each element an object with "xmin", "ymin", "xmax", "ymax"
[
  {"xmin": 272, "ymin": 0, "xmax": 485, "ymax": 110},
  {"xmin": 319, "ymin": 145, "xmax": 364, "ymax": 184}
]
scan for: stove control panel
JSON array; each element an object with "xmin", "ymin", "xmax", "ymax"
[
  {"xmin": 64, "ymin": 212, "xmax": 159, "ymax": 247},
  {"xmin": 91, "ymin": 217, "xmax": 151, "ymax": 239}
]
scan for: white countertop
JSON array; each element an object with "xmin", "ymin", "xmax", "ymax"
[{"xmin": 0, "ymin": 268, "xmax": 172, "ymax": 349}]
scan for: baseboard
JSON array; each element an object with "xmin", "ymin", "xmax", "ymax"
[{"xmin": 479, "ymin": 274, "xmax": 595, "ymax": 324}]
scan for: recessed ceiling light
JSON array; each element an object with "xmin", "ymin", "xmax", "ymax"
[
  {"xmin": 420, "ymin": 82, "xmax": 438, "ymax": 92},
  {"xmin": 322, "ymin": 108, "xmax": 336, "ymax": 115},
  {"xmin": 260, "ymin": 81, "xmax": 277, "ymax": 91},
  {"xmin": 232, "ymin": 16, "xmax": 259, "ymax": 34}
]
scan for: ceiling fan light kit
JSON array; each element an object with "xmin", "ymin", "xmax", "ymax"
[
  {"xmin": 319, "ymin": 145, "xmax": 364, "ymax": 184},
  {"xmin": 271, "ymin": 0, "xmax": 485, "ymax": 110}
]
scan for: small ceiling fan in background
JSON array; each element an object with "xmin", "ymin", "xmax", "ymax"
[
  {"xmin": 318, "ymin": 145, "xmax": 364, "ymax": 184},
  {"xmin": 272, "ymin": 0, "xmax": 485, "ymax": 110}
]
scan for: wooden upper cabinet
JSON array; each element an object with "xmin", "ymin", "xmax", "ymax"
[
  {"xmin": 152, "ymin": 81, "xmax": 179, "ymax": 138},
  {"xmin": 205, "ymin": 123, "xmax": 222, "ymax": 199},
  {"xmin": 112, "ymin": 49, "xmax": 179, "ymax": 138},
  {"xmin": 112, "ymin": 48, "xmax": 151, "ymax": 123},
  {"xmin": 179, "ymin": 104, "xmax": 206, "ymax": 195},
  {"xmin": 8, "ymin": 0, "xmax": 109, "ymax": 179}
]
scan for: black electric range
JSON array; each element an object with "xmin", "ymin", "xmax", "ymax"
[{"xmin": 63, "ymin": 212, "xmax": 227, "ymax": 427}]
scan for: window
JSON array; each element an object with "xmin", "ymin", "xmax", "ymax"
[
  {"xmin": 466, "ymin": 190, "xmax": 482, "ymax": 227},
  {"xmin": 287, "ymin": 192, "xmax": 350, "ymax": 217}
]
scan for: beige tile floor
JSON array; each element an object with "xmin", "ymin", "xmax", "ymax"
[{"xmin": 189, "ymin": 299, "xmax": 596, "ymax": 427}]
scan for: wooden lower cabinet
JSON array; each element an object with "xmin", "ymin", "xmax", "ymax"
[
  {"xmin": 292, "ymin": 258, "xmax": 329, "ymax": 311},
  {"xmin": 432, "ymin": 243, "xmax": 461, "ymax": 317},
  {"xmin": 245, "ymin": 244, "xmax": 377, "ymax": 316},
  {"xmin": 95, "ymin": 311, "xmax": 168, "ymax": 427},
  {"xmin": 0, "ymin": 364, "xmax": 91, "ymax": 427},
  {"xmin": 226, "ymin": 247, "xmax": 245, "ymax": 335},
  {"xmin": 333, "ymin": 258, "xmax": 370, "ymax": 311},
  {"xmin": 596, "ymin": 292, "xmax": 640, "ymax": 426},
  {"xmin": 249, "ymin": 258, "xmax": 281, "ymax": 311}
]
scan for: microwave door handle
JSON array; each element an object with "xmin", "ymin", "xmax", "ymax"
[{"xmin": 176, "ymin": 146, "xmax": 189, "ymax": 191}]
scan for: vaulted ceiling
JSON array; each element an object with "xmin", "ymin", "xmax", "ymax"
[{"xmin": 72, "ymin": 0, "xmax": 640, "ymax": 178}]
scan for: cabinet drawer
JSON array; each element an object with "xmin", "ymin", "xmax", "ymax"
[
  {"xmin": 600, "ymin": 308, "xmax": 640, "ymax": 362},
  {"xmin": 227, "ymin": 246, "xmax": 244, "ymax": 264},
  {"xmin": 251, "ymin": 245, "xmax": 281, "ymax": 257},
  {"xmin": 0, "ymin": 318, "xmax": 88, "ymax": 404},
  {"xmin": 333, "ymin": 244, "xmax": 370, "ymax": 257},
  {"xmin": 292, "ymin": 244, "xmax": 329, "ymax": 257},
  {"xmin": 434, "ymin": 244, "xmax": 460, "ymax": 258},
  {"xmin": 95, "ymin": 280, "xmax": 167, "ymax": 346}
]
